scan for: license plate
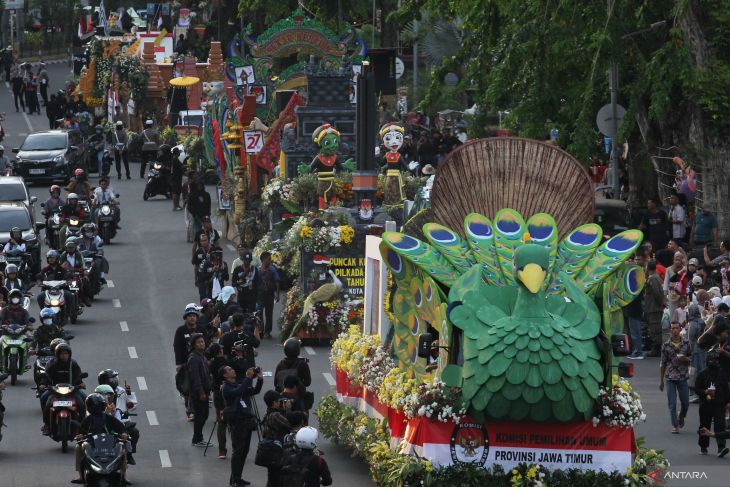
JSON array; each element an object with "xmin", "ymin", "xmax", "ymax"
[
  {"xmin": 53, "ymin": 400, "xmax": 73, "ymax": 407},
  {"xmin": 29, "ymin": 168, "xmax": 45, "ymax": 174},
  {"xmin": 6, "ymin": 339, "xmax": 23, "ymax": 345}
]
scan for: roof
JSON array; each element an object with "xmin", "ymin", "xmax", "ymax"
[{"xmin": 0, "ymin": 176, "xmax": 25, "ymax": 185}]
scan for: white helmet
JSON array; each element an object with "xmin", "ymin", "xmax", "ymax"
[
  {"xmin": 0, "ymin": 144, "xmax": 5, "ymax": 152},
  {"xmin": 294, "ymin": 426, "xmax": 318, "ymax": 450},
  {"xmin": 68, "ymin": 192, "xmax": 79, "ymax": 200},
  {"xmin": 145, "ymin": 119, "xmax": 153, "ymax": 127}
]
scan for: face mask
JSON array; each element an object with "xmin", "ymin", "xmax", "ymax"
[
  {"xmin": 42, "ymin": 319, "xmax": 53, "ymax": 326},
  {"xmin": 11, "ymin": 298, "xmax": 20, "ymax": 305}
]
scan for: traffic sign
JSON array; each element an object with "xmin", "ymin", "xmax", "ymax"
[
  {"xmin": 596, "ymin": 104, "xmax": 626, "ymax": 137},
  {"xmin": 444, "ymin": 72, "xmax": 459, "ymax": 87},
  {"xmin": 243, "ymin": 130, "xmax": 264, "ymax": 153},
  {"xmin": 394, "ymin": 57, "xmax": 405, "ymax": 79}
]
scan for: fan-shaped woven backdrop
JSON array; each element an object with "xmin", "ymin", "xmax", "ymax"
[{"xmin": 431, "ymin": 137, "xmax": 594, "ymax": 240}]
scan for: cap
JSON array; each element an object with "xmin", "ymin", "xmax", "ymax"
[
  {"xmin": 692, "ymin": 275, "xmax": 703, "ymax": 286},
  {"xmin": 709, "ymin": 287, "xmax": 722, "ymax": 298},
  {"xmin": 243, "ymin": 252, "xmax": 253, "ymax": 261},
  {"xmin": 237, "ymin": 243, "xmax": 247, "ymax": 250},
  {"xmin": 688, "ymin": 258, "xmax": 699, "ymax": 266},
  {"xmin": 183, "ymin": 303, "xmax": 201, "ymax": 318},
  {"xmin": 200, "ymin": 298, "xmax": 213, "ymax": 307},
  {"xmin": 422, "ymin": 164, "xmax": 435, "ymax": 175}
]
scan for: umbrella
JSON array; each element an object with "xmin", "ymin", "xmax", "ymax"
[{"xmin": 169, "ymin": 76, "xmax": 200, "ymax": 87}]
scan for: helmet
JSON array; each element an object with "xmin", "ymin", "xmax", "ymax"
[
  {"xmin": 5, "ymin": 263, "xmax": 17, "ymax": 274},
  {"xmin": 68, "ymin": 192, "xmax": 79, "ymax": 201},
  {"xmin": 49, "ymin": 184, "xmax": 61, "ymax": 194},
  {"xmin": 145, "ymin": 119, "xmax": 153, "ymax": 127},
  {"xmin": 94, "ymin": 124, "xmax": 103, "ymax": 132},
  {"xmin": 85, "ymin": 393, "xmax": 107, "ymax": 416},
  {"xmin": 8, "ymin": 289, "xmax": 23, "ymax": 303},
  {"xmin": 115, "ymin": 121, "xmax": 123, "ymax": 128},
  {"xmin": 54, "ymin": 343, "xmax": 72, "ymax": 359},
  {"xmin": 0, "ymin": 144, "xmax": 4, "ymax": 152},
  {"xmin": 47, "ymin": 249, "xmax": 60, "ymax": 260},
  {"xmin": 294, "ymin": 426, "xmax": 319, "ymax": 450},
  {"xmin": 94, "ymin": 384, "xmax": 115, "ymax": 395},
  {"xmin": 82, "ymin": 223, "xmax": 95, "ymax": 236},
  {"xmin": 283, "ymin": 338, "xmax": 301, "ymax": 359},
  {"xmin": 10, "ymin": 226, "xmax": 22, "ymax": 240},
  {"xmin": 40, "ymin": 307, "xmax": 56, "ymax": 326},
  {"xmin": 183, "ymin": 303, "xmax": 201, "ymax": 319},
  {"xmin": 158, "ymin": 144, "xmax": 171, "ymax": 158},
  {"xmin": 49, "ymin": 338, "xmax": 66, "ymax": 353},
  {"xmin": 97, "ymin": 369, "xmax": 119, "ymax": 388},
  {"xmin": 74, "ymin": 168, "xmax": 85, "ymax": 178},
  {"xmin": 65, "ymin": 238, "xmax": 77, "ymax": 248}
]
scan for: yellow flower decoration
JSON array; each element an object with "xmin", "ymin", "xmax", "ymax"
[
  {"xmin": 299, "ymin": 225, "xmax": 313, "ymax": 238},
  {"xmin": 339, "ymin": 225, "xmax": 355, "ymax": 244}
]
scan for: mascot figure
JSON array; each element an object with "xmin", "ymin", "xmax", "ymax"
[
  {"xmin": 379, "ymin": 122, "xmax": 407, "ymax": 205},
  {"xmin": 306, "ymin": 124, "xmax": 354, "ymax": 210}
]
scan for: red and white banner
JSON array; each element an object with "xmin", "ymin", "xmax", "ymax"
[{"xmin": 335, "ymin": 369, "xmax": 635, "ymax": 473}]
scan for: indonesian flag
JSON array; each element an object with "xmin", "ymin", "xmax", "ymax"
[
  {"xmin": 78, "ymin": 16, "xmax": 95, "ymax": 40},
  {"xmin": 313, "ymin": 255, "xmax": 331, "ymax": 265}
]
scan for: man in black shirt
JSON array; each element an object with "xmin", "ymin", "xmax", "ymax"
[
  {"xmin": 640, "ymin": 197, "xmax": 670, "ymax": 251},
  {"xmin": 220, "ymin": 313, "xmax": 260, "ymax": 360}
]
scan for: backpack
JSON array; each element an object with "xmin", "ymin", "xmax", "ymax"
[
  {"xmin": 278, "ymin": 449, "xmax": 316, "ymax": 487},
  {"xmin": 255, "ymin": 438, "xmax": 283, "ymax": 467},
  {"xmin": 175, "ymin": 366, "xmax": 189, "ymax": 396}
]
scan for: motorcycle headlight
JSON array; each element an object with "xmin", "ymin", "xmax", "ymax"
[
  {"xmin": 101, "ymin": 206, "xmax": 111, "ymax": 215},
  {"xmin": 50, "ymin": 299, "xmax": 60, "ymax": 306},
  {"xmin": 53, "ymin": 155, "xmax": 65, "ymax": 164},
  {"xmin": 52, "ymin": 215, "xmax": 60, "ymax": 224},
  {"xmin": 153, "ymin": 163, "xmax": 162, "ymax": 169},
  {"xmin": 70, "ymin": 218, "xmax": 79, "ymax": 226}
]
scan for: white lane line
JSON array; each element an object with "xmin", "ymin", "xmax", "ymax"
[
  {"xmin": 18, "ymin": 132, "xmax": 27, "ymax": 137},
  {"xmin": 112, "ymin": 298, "xmax": 121, "ymax": 308},
  {"xmin": 146, "ymin": 410, "xmax": 159, "ymax": 426},
  {"xmin": 106, "ymin": 279, "xmax": 115, "ymax": 288},
  {"xmin": 119, "ymin": 321, "xmax": 129, "ymax": 332},
  {"xmin": 159, "ymin": 449, "xmax": 172, "ymax": 468},
  {"xmin": 21, "ymin": 110, "xmax": 33, "ymax": 132},
  {"xmin": 136, "ymin": 376, "xmax": 148, "ymax": 391},
  {"xmin": 128, "ymin": 346, "xmax": 138, "ymax": 359},
  {"xmin": 322, "ymin": 372, "xmax": 336, "ymax": 386},
  {"xmin": 226, "ymin": 243, "xmax": 236, "ymax": 252},
  {"xmin": 304, "ymin": 346, "xmax": 316, "ymax": 356}
]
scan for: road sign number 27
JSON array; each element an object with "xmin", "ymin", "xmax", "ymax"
[{"xmin": 243, "ymin": 131, "xmax": 264, "ymax": 153}]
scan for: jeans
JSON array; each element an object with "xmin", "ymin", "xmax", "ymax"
[
  {"xmin": 191, "ymin": 396, "xmax": 209, "ymax": 443},
  {"xmin": 666, "ymin": 379, "xmax": 689, "ymax": 428},
  {"xmin": 115, "ymin": 150, "xmax": 130, "ymax": 177},
  {"xmin": 96, "ymin": 150, "xmax": 104, "ymax": 175},
  {"xmin": 230, "ymin": 417, "xmax": 254, "ymax": 482},
  {"xmin": 628, "ymin": 317, "xmax": 643, "ymax": 355}
]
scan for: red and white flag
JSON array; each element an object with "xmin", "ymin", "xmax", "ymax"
[
  {"xmin": 78, "ymin": 16, "xmax": 95, "ymax": 40},
  {"xmin": 313, "ymin": 255, "xmax": 331, "ymax": 265}
]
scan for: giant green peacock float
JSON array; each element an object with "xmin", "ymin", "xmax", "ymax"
[{"xmin": 321, "ymin": 137, "xmax": 669, "ymax": 485}]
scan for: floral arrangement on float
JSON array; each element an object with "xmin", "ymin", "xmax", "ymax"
[{"xmin": 279, "ymin": 289, "xmax": 363, "ymax": 341}]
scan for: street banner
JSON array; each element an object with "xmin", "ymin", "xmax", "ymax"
[{"xmin": 335, "ymin": 368, "xmax": 635, "ymax": 473}]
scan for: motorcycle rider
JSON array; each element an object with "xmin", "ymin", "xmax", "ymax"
[
  {"xmin": 97, "ymin": 369, "xmax": 139, "ymax": 465},
  {"xmin": 60, "ymin": 192, "xmax": 88, "ymax": 220},
  {"xmin": 60, "ymin": 238, "xmax": 92, "ymax": 307},
  {"xmin": 0, "ymin": 289, "xmax": 30, "ymax": 326},
  {"xmin": 78, "ymin": 223, "xmax": 108, "ymax": 293},
  {"xmin": 36, "ymin": 249, "xmax": 76, "ymax": 311},
  {"xmin": 65, "ymin": 169, "xmax": 93, "ymax": 201},
  {"xmin": 3, "ymin": 263, "xmax": 24, "ymax": 292},
  {"xmin": 31, "ymin": 308, "xmax": 65, "ymax": 351},
  {"xmin": 43, "ymin": 184, "xmax": 65, "ymax": 216},
  {"xmin": 111, "ymin": 120, "xmax": 130, "ymax": 180},
  {"xmin": 40, "ymin": 343, "xmax": 87, "ymax": 435},
  {"xmin": 0, "ymin": 144, "xmax": 12, "ymax": 176},
  {"xmin": 71, "ymin": 393, "xmax": 129, "ymax": 485},
  {"xmin": 3, "ymin": 226, "xmax": 27, "ymax": 254},
  {"xmin": 92, "ymin": 176, "xmax": 121, "ymax": 228},
  {"xmin": 139, "ymin": 119, "xmax": 160, "ymax": 178},
  {"xmin": 88, "ymin": 124, "xmax": 107, "ymax": 176}
]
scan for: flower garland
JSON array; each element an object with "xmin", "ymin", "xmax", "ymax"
[
  {"xmin": 284, "ymin": 215, "xmax": 356, "ymax": 254},
  {"xmin": 404, "ymin": 377, "xmax": 466, "ymax": 423},
  {"xmin": 261, "ymin": 177, "xmax": 296, "ymax": 211},
  {"xmin": 511, "ymin": 464, "xmax": 547, "ymax": 487},
  {"xmin": 331, "ymin": 325, "xmax": 381, "ymax": 382},
  {"xmin": 592, "ymin": 376, "xmax": 646, "ymax": 428}
]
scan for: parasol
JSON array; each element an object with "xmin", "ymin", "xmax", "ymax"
[{"xmin": 169, "ymin": 76, "xmax": 200, "ymax": 87}]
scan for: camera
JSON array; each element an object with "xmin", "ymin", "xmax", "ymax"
[{"xmin": 254, "ymin": 366, "xmax": 261, "ymax": 374}]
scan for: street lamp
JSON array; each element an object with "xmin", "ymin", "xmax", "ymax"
[{"xmin": 608, "ymin": 20, "xmax": 666, "ymax": 198}]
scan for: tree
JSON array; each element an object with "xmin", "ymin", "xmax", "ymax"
[{"xmin": 392, "ymin": 0, "xmax": 730, "ymax": 236}]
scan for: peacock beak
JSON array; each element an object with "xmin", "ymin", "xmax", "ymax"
[{"xmin": 518, "ymin": 263, "xmax": 546, "ymax": 294}]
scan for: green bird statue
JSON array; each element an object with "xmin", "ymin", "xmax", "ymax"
[{"xmin": 448, "ymin": 244, "xmax": 604, "ymax": 422}]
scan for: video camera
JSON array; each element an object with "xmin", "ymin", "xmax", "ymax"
[{"xmin": 233, "ymin": 337, "xmax": 256, "ymax": 371}]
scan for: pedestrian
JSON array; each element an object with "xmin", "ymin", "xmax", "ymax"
[
  {"xmin": 139, "ymin": 119, "xmax": 160, "ymax": 178},
  {"xmin": 640, "ymin": 197, "xmax": 670, "ymax": 252},
  {"xmin": 220, "ymin": 312, "xmax": 260, "ymax": 361},
  {"xmin": 716, "ymin": 319, "xmax": 730, "ymax": 381},
  {"xmin": 275, "ymin": 338, "xmax": 313, "ymax": 410},
  {"xmin": 626, "ymin": 254, "xmax": 645, "ymax": 360},
  {"xmin": 25, "ymin": 74, "xmax": 40, "ymax": 114},
  {"xmin": 46, "ymin": 94, "xmax": 59, "ymax": 129},
  {"xmin": 221, "ymin": 365, "xmax": 263, "ymax": 487},
  {"xmin": 216, "ymin": 286, "xmax": 243, "ymax": 324},
  {"xmin": 668, "ymin": 193, "xmax": 686, "ymax": 245},
  {"xmin": 192, "ymin": 216, "xmax": 220, "ymax": 256},
  {"xmin": 170, "ymin": 147, "xmax": 184, "ymax": 210},
  {"xmin": 280, "ymin": 375, "xmax": 306, "ymax": 415},
  {"xmin": 111, "ymin": 121, "xmax": 131, "ymax": 179},
  {"xmin": 192, "ymin": 233, "xmax": 215, "ymax": 298},
  {"xmin": 659, "ymin": 321, "xmax": 692, "ymax": 434},
  {"xmin": 173, "ymin": 304, "xmax": 207, "ymax": 421},
  {"xmin": 10, "ymin": 66, "xmax": 25, "ymax": 113},
  {"xmin": 1, "ymin": 47, "xmax": 13, "ymax": 82},
  {"xmin": 664, "ymin": 251, "xmax": 687, "ymax": 320},
  {"xmin": 261, "ymin": 390, "xmax": 293, "ymax": 487},
  {"xmin": 176, "ymin": 34, "xmax": 187, "ymax": 56},
  {"xmin": 199, "ymin": 249, "xmax": 229, "ymax": 300},
  {"xmin": 688, "ymin": 303, "xmax": 707, "ymax": 404},
  {"xmin": 278, "ymin": 427, "xmax": 332, "ymax": 487},
  {"xmin": 198, "ymin": 298, "xmax": 222, "ymax": 342},
  {"xmin": 690, "ymin": 205, "xmax": 718, "ymax": 249},
  {"xmin": 186, "ymin": 181, "xmax": 212, "ymax": 234},
  {"xmin": 187, "ymin": 333, "xmax": 213, "ymax": 447},
  {"xmin": 38, "ymin": 62, "xmax": 49, "ymax": 106},
  {"xmin": 644, "ymin": 261, "xmax": 666, "ymax": 356},
  {"xmin": 257, "ymin": 251, "xmax": 280, "ymax": 339},
  {"xmin": 695, "ymin": 349, "xmax": 730, "ymax": 457},
  {"xmin": 231, "ymin": 247, "xmax": 260, "ymax": 313},
  {"xmin": 703, "ymin": 240, "xmax": 730, "ymax": 269},
  {"xmin": 207, "ymin": 343, "xmax": 230, "ymax": 459}
]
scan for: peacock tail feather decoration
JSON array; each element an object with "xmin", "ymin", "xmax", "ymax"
[{"xmin": 379, "ymin": 208, "xmax": 645, "ymax": 421}]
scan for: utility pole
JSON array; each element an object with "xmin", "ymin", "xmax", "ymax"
[
  {"xmin": 609, "ymin": 61, "xmax": 620, "ymax": 198},
  {"xmin": 412, "ymin": 20, "xmax": 418, "ymax": 97}
]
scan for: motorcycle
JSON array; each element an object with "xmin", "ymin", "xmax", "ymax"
[
  {"xmin": 61, "ymin": 215, "xmax": 84, "ymax": 249},
  {"xmin": 95, "ymin": 200, "xmax": 119, "ymax": 244},
  {"xmin": 44, "ymin": 210, "xmax": 63, "ymax": 250},
  {"xmin": 79, "ymin": 432, "xmax": 127, "ymax": 486},
  {"xmin": 2, "ymin": 249, "xmax": 33, "ymax": 290},
  {"xmin": 41, "ymin": 280, "xmax": 80, "ymax": 325},
  {"xmin": 81, "ymin": 250, "xmax": 103, "ymax": 298},
  {"xmin": 47, "ymin": 372, "xmax": 88, "ymax": 453},
  {"xmin": 143, "ymin": 162, "xmax": 171, "ymax": 200},
  {"xmin": 0, "ymin": 323, "xmax": 33, "ymax": 385}
]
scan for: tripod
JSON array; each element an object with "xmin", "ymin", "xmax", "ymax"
[{"xmin": 203, "ymin": 396, "xmax": 262, "ymax": 456}]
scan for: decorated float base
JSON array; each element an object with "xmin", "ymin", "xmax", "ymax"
[{"xmin": 335, "ymin": 369, "xmax": 635, "ymax": 474}]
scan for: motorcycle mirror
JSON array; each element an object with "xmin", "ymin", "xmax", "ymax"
[
  {"xmin": 29, "ymin": 317, "xmax": 36, "ymax": 323},
  {"xmin": 69, "ymin": 146, "xmax": 78, "ymax": 152},
  {"xmin": 65, "ymin": 335, "xmax": 75, "ymax": 340},
  {"xmin": 12, "ymin": 148, "xmax": 19, "ymax": 153},
  {"xmin": 80, "ymin": 372, "xmax": 89, "ymax": 379},
  {"xmin": 115, "ymin": 193, "xmax": 120, "ymax": 198},
  {"xmin": 30, "ymin": 196, "xmax": 37, "ymax": 204},
  {"xmin": 40, "ymin": 202, "xmax": 46, "ymax": 207}
]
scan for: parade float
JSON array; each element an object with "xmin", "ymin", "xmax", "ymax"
[{"xmin": 316, "ymin": 138, "xmax": 669, "ymax": 486}]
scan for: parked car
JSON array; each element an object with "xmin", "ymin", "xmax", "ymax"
[
  {"xmin": 11, "ymin": 131, "xmax": 74, "ymax": 183},
  {"xmin": 0, "ymin": 203, "xmax": 44, "ymax": 275},
  {"xmin": 0, "ymin": 176, "xmax": 38, "ymax": 223}
]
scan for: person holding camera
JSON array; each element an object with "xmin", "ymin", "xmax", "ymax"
[
  {"xmin": 231, "ymin": 248, "xmax": 260, "ymax": 313},
  {"xmin": 221, "ymin": 365, "xmax": 263, "ymax": 487},
  {"xmin": 187, "ymin": 334, "xmax": 213, "ymax": 447},
  {"xmin": 221, "ymin": 313, "xmax": 261, "ymax": 361},
  {"xmin": 280, "ymin": 376, "xmax": 306, "ymax": 416},
  {"xmin": 173, "ymin": 304, "xmax": 207, "ymax": 422},
  {"xmin": 260, "ymin": 390, "xmax": 294, "ymax": 487},
  {"xmin": 275, "ymin": 338, "xmax": 313, "ymax": 411},
  {"xmin": 208, "ymin": 343, "xmax": 231, "ymax": 459}
]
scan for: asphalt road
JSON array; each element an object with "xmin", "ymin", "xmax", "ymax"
[{"xmin": 1, "ymin": 62, "xmax": 727, "ymax": 487}]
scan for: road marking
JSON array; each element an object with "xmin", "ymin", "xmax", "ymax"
[
  {"xmin": 226, "ymin": 243, "xmax": 236, "ymax": 252},
  {"xmin": 322, "ymin": 372, "xmax": 336, "ymax": 386},
  {"xmin": 146, "ymin": 410, "xmax": 159, "ymax": 426},
  {"xmin": 106, "ymin": 279, "xmax": 115, "ymax": 288},
  {"xmin": 119, "ymin": 321, "xmax": 129, "ymax": 332},
  {"xmin": 159, "ymin": 449, "xmax": 172, "ymax": 468},
  {"xmin": 112, "ymin": 298, "xmax": 121, "ymax": 307},
  {"xmin": 136, "ymin": 376, "xmax": 148, "ymax": 391},
  {"xmin": 21, "ymin": 110, "xmax": 34, "ymax": 132},
  {"xmin": 4, "ymin": 81, "xmax": 8, "ymax": 89},
  {"xmin": 304, "ymin": 346, "xmax": 316, "ymax": 356},
  {"xmin": 128, "ymin": 346, "xmax": 138, "ymax": 359},
  {"xmin": 18, "ymin": 132, "xmax": 27, "ymax": 137}
]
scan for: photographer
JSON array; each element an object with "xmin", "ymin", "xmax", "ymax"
[
  {"xmin": 221, "ymin": 313, "xmax": 260, "ymax": 361},
  {"xmin": 208, "ymin": 343, "xmax": 230, "ymax": 459},
  {"xmin": 220, "ymin": 365, "xmax": 263, "ymax": 487},
  {"xmin": 281, "ymin": 376, "xmax": 307, "ymax": 416},
  {"xmin": 260, "ymin": 390, "xmax": 293, "ymax": 487},
  {"xmin": 275, "ymin": 338, "xmax": 313, "ymax": 411}
]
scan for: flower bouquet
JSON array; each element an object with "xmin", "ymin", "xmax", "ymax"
[
  {"xmin": 404, "ymin": 377, "xmax": 466, "ymax": 423},
  {"xmin": 592, "ymin": 377, "xmax": 646, "ymax": 428}
]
